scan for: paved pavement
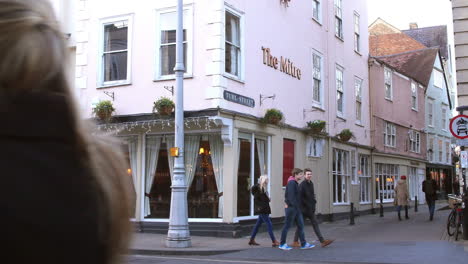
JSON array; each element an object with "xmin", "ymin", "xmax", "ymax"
[{"xmin": 127, "ymin": 201, "xmax": 468, "ymax": 263}]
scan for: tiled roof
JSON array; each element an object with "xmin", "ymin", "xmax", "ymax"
[
  {"xmin": 374, "ymin": 48, "xmax": 439, "ymax": 87},
  {"xmin": 403, "ymin": 25, "xmax": 448, "ymax": 59},
  {"xmin": 368, "ymin": 18, "xmax": 401, "ymax": 35},
  {"xmin": 369, "ymin": 33, "xmax": 427, "ymax": 57}
]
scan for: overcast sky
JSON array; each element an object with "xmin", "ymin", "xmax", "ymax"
[{"xmin": 367, "ymin": 0, "xmax": 453, "ymax": 29}]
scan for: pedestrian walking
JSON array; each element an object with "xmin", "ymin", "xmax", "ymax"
[
  {"xmin": 394, "ymin": 175, "xmax": 410, "ymax": 221},
  {"xmin": 423, "ymin": 173, "xmax": 438, "ymax": 221},
  {"xmin": 291, "ymin": 168, "xmax": 334, "ymax": 248},
  {"xmin": 278, "ymin": 168, "xmax": 315, "ymax": 250},
  {"xmin": 0, "ymin": 1, "xmax": 132, "ymax": 263},
  {"xmin": 248, "ymin": 175, "xmax": 280, "ymax": 247}
]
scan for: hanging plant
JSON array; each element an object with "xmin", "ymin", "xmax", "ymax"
[
  {"xmin": 92, "ymin": 100, "xmax": 115, "ymax": 122},
  {"xmin": 263, "ymin": 108, "xmax": 283, "ymax": 125},
  {"xmin": 337, "ymin": 129, "xmax": 354, "ymax": 142},
  {"xmin": 153, "ymin": 97, "xmax": 175, "ymax": 116},
  {"xmin": 307, "ymin": 120, "xmax": 326, "ymax": 134}
]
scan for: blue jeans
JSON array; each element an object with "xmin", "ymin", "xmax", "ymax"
[
  {"xmin": 250, "ymin": 214, "xmax": 276, "ymax": 242},
  {"xmin": 280, "ymin": 207, "xmax": 306, "ymax": 246},
  {"xmin": 427, "ymin": 199, "xmax": 436, "ymax": 217}
]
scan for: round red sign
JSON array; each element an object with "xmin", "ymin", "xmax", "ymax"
[{"xmin": 449, "ymin": 114, "xmax": 468, "ymax": 139}]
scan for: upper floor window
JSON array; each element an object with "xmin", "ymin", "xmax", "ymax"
[
  {"xmin": 428, "ymin": 137, "xmax": 434, "ymax": 161},
  {"xmin": 334, "ymin": 0, "xmax": 343, "ymax": 39},
  {"xmin": 384, "ymin": 68, "xmax": 392, "ymax": 100},
  {"xmin": 156, "ymin": 7, "xmax": 193, "ymax": 79},
  {"xmin": 438, "ymin": 140, "xmax": 443, "ymax": 162},
  {"xmin": 384, "ymin": 121, "xmax": 396, "ymax": 147},
  {"xmin": 411, "ymin": 82, "xmax": 418, "ymax": 110},
  {"xmin": 355, "ymin": 77, "xmax": 363, "ymax": 123},
  {"xmin": 354, "ymin": 12, "xmax": 360, "ymax": 52},
  {"xmin": 312, "ymin": 0, "xmax": 321, "ymax": 22},
  {"xmin": 441, "ymin": 106, "xmax": 447, "ymax": 130},
  {"xmin": 312, "ymin": 53, "xmax": 322, "ymax": 104},
  {"xmin": 336, "ymin": 66, "xmax": 344, "ymax": 116},
  {"xmin": 225, "ymin": 9, "xmax": 242, "ymax": 78},
  {"xmin": 99, "ymin": 15, "xmax": 133, "ymax": 86},
  {"xmin": 409, "ymin": 130, "xmax": 420, "ymax": 153},
  {"xmin": 433, "ymin": 69, "xmax": 444, "ymax": 88},
  {"xmin": 428, "ymin": 100, "xmax": 434, "ymax": 127},
  {"xmin": 306, "ymin": 137, "xmax": 324, "ymax": 157}
]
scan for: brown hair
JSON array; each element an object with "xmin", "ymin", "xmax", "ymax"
[
  {"xmin": 0, "ymin": 1, "xmax": 131, "ymax": 263},
  {"xmin": 291, "ymin": 168, "xmax": 303, "ymax": 176},
  {"xmin": 304, "ymin": 168, "xmax": 312, "ymax": 173}
]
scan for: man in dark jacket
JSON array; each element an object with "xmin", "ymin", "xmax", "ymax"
[
  {"xmin": 422, "ymin": 173, "xmax": 438, "ymax": 221},
  {"xmin": 292, "ymin": 168, "xmax": 333, "ymax": 247},
  {"xmin": 278, "ymin": 168, "xmax": 315, "ymax": 250}
]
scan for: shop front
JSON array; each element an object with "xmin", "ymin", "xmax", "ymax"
[{"xmin": 427, "ymin": 164, "xmax": 455, "ymax": 199}]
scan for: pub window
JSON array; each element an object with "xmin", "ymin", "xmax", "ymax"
[
  {"xmin": 333, "ymin": 148, "xmax": 350, "ymax": 204},
  {"xmin": 225, "ymin": 9, "xmax": 242, "ymax": 78}
]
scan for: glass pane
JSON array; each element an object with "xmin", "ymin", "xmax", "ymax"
[
  {"xmin": 225, "ymin": 12, "xmax": 240, "ymax": 45},
  {"xmin": 121, "ymin": 143, "xmax": 136, "ymax": 218},
  {"xmin": 104, "ymin": 21, "xmax": 128, "ymax": 52},
  {"xmin": 160, "ymin": 43, "xmax": 187, "ymax": 76},
  {"xmin": 337, "ymin": 92, "xmax": 343, "ymax": 112},
  {"xmin": 237, "ymin": 139, "xmax": 251, "ymax": 217},
  {"xmin": 146, "ymin": 144, "xmax": 171, "ymax": 218},
  {"xmin": 313, "ymin": 79, "xmax": 320, "ymax": 101},
  {"xmin": 103, "ymin": 52, "xmax": 127, "ymax": 82},
  {"xmin": 161, "ymin": 29, "xmax": 187, "ymax": 44},
  {"xmin": 188, "ymin": 141, "xmax": 220, "ymax": 218},
  {"xmin": 225, "ymin": 44, "xmax": 239, "ymax": 76}
]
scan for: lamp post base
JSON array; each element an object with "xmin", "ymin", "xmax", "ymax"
[{"xmin": 166, "ymin": 235, "xmax": 192, "ymax": 248}]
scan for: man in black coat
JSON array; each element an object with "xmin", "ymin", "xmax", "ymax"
[
  {"xmin": 292, "ymin": 168, "xmax": 333, "ymax": 247},
  {"xmin": 422, "ymin": 173, "xmax": 438, "ymax": 221}
]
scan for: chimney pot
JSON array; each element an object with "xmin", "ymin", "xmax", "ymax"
[{"xmin": 409, "ymin": 22, "xmax": 418, "ymax": 29}]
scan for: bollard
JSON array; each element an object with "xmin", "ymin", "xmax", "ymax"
[
  {"xmin": 350, "ymin": 202, "xmax": 355, "ymax": 225},
  {"xmin": 414, "ymin": 196, "xmax": 418, "ymax": 212},
  {"xmin": 380, "ymin": 196, "xmax": 384, "ymax": 217}
]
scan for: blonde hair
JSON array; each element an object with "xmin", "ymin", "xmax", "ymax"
[
  {"xmin": 0, "ymin": 1, "xmax": 131, "ymax": 263},
  {"xmin": 258, "ymin": 175, "xmax": 268, "ymax": 193}
]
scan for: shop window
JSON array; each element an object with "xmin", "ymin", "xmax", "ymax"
[
  {"xmin": 375, "ymin": 163, "xmax": 399, "ymax": 202},
  {"xmin": 237, "ymin": 135, "xmax": 269, "ymax": 217},
  {"xmin": 144, "ymin": 135, "xmax": 223, "ymax": 219},
  {"xmin": 408, "ymin": 167, "xmax": 418, "ymax": 200},
  {"xmin": 332, "ymin": 148, "xmax": 350, "ymax": 204},
  {"xmin": 120, "ymin": 136, "xmax": 138, "ymax": 218},
  {"xmin": 359, "ymin": 155, "xmax": 370, "ymax": 203}
]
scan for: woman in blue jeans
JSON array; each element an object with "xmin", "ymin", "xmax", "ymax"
[{"xmin": 248, "ymin": 175, "xmax": 280, "ymax": 247}]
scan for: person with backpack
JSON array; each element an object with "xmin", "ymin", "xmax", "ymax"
[
  {"xmin": 422, "ymin": 173, "xmax": 438, "ymax": 221},
  {"xmin": 248, "ymin": 175, "xmax": 280, "ymax": 247}
]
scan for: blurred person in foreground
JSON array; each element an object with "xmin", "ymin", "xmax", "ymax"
[{"xmin": 0, "ymin": 1, "xmax": 132, "ymax": 263}]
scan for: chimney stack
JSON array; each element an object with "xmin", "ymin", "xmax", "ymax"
[{"xmin": 409, "ymin": 22, "xmax": 418, "ymax": 29}]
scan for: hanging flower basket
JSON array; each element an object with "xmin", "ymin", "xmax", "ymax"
[
  {"xmin": 153, "ymin": 97, "xmax": 175, "ymax": 116},
  {"xmin": 263, "ymin": 108, "xmax": 283, "ymax": 125},
  {"xmin": 92, "ymin": 100, "xmax": 115, "ymax": 122},
  {"xmin": 307, "ymin": 120, "xmax": 326, "ymax": 134},
  {"xmin": 337, "ymin": 129, "xmax": 353, "ymax": 142}
]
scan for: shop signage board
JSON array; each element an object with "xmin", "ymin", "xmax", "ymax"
[
  {"xmin": 461, "ymin": 151, "xmax": 468, "ymax": 168},
  {"xmin": 223, "ymin": 90, "xmax": 255, "ymax": 108},
  {"xmin": 456, "ymin": 139, "xmax": 468, "ymax": 146},
  {"xmin": 449, "ymin": 114, "xmax": 468, "ymax": 139}
]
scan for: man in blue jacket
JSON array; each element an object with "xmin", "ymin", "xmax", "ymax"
[{"xmin": 279, "ymin": 168, "xmax": 315, "ymax": 250}]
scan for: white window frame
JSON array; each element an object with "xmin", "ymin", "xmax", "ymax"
[
  {"xmin": 154, "ymin": 5, "xmax": 193, "ymax": 80},
  {"xmin": 354, "ymin": 12, "xmax": 360, "ymax": 53},
  {"xmin": 409, "ymin": 130, "xmax": 420, "ymax": 153},
  {"xmin": 359, "ymin": 154, "xmax": 371, "ymax": 204},
  {"xmin": 428, "ymin": 100, "xmax": 434, "ymax": 127},
  {"xmin": 441, "ymin": 105, "xmax": 447, "ymax": 131},
  {"xmin": 312, "ymin": 52, "xmax": 323, "ymax": 107},
  {"xmin": 306, "ymin": 137, "xmax": 324, "ymax": 158},
  {"xmin": 428, "ymin": 137, "xmax": 434, "ymax": 161},
  {"xmin": 375, "ymin": 163, "xmax": 399, "ymax": 203},
  {"xmin": 411, "ymin": 82, "xmax": 418, "ymax": 111},
  {"xmin": 433, "ymin": 69, "xmax": 444, "ymax": 88},
  {"xmin": 333, "ymin": 148, "xmax": 350, "ymax": 204},
  {"xmin": 384, "ymin": 121, "xmax": 396, "ymax": 148},
  {"xmin": 312, "ymin": 0, "xmax": 321, "ymax": 23},
  {"xmin": 334, "ymin": 0, "xmax": 343, "ymax": 39},
  {"xmin": 438, "ymin": 139, "xmax": 443, "ymax": 163},
  {"xmin": 336, "ymin": 65, "xmax": 344, "ymax": 117},
  {"xmin": 355, "ymin": 77, "xmax": 363, "ymax": 124},
  {"xmin": 224, "ymin": 6, "xmax": 244, "ymax": 81},
  {"xmin": 98, "ymin": 14, "xmax": 133, "ymax": 87},
  {"xmin": 446, "ymin": 141, "xmax": 451, "ymax": 164},
  {"xmin": 384, "ymin": 67, "xmax": 393, "ymax": 100}
]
